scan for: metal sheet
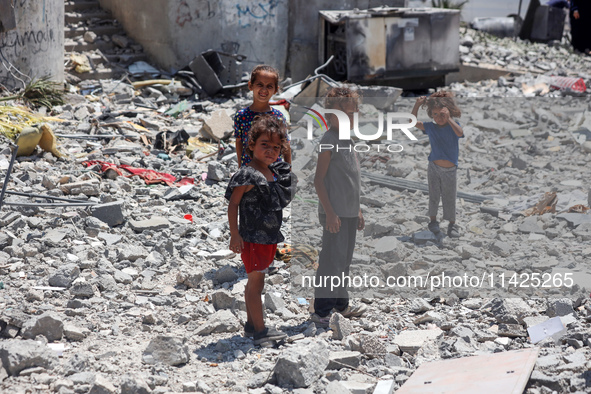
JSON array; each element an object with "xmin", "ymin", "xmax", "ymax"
[
  {"xmin": 346, "ymin": 17, "xmax": 386, "ymax": 80},
  {"xmin": 396, "ymin": 348, "xmax": 539, "ymax": 394}
]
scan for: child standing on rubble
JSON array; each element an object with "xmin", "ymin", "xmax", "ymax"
[
  {"xmin": 310, "ymin": 87, "xmax": 367, "ymax": 328},
  {"xmin": 411, "ymin": 91, "xmax": 464, "ymax": 238},
  {"xmin": 233, "ymin": 64, "xmax": 291, "ymax": 167},
  {"xmin": 226, "ymin": 114, "xmax": 296, "ymax": 346}
]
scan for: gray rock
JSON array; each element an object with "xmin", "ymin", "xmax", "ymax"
[
  {"xmin": 373, "ymin": 236, "xmax": 404, "ymax": 261},
  {"xmin": 497, "ymin": 323, "xmax": 527, "ymax": 338},
  {"xmin": 393, "ymin": 328, "xmax": 443, "ymax": 355},
  {"xmin": 490, "ymin": 240, "xmax": 511, "ymax": 257},
  {"xmin": 327, "ymin": 351, "xmax": 361, "ymax": 370},
  {"xmin": 207, "ymin": 161, "xmax": 227, "ymax": 182},
  {"xmin": 196, "ymin": 310, "xmax": 240, "ymax": 335},
  {"xmin": 450, "ymin": 326, "xmax": 475, "ymax": 343},
  {"xmin": 408, "ymin": 298, "xmax": 433, "ymax": 313},
  {"xmin": 112, "ymin": 34, "xmax": 130, "ymax": 48},
  {"xmin": 484, "ymin": 298, "xmax": 532, "ymax": 324},
  {"xmin": 83, "ymin": 31, "xmax": 97, "ymax": 43},
  {"xmin": 360, "ymin": 334, "xmax": 387, "ymax": 358},
  {"xmin": 273, "ymin": 340, "xmax": 329, "ymax": 388},
  {"xmin": 380, "ymin": 263, "xmax": 408, "ymax": 280},
  {"xmin": 326, "ymin": 381, "xmax": 352, "ymax": 394},
  {"xmin": 90, "ymin": 201, "xmax": 125, "ymax": 227},
  {"xmin": 118, "ymin": 244, "xmax": 149, "ymax": 261},
  {"xmin": 176, "ymin": 269, "xmax": 204, "ymax": 288},
  {"xmin": 142, "ymin": 336, "xmax": 190, "ymax": 366},
  {"xmin": 214, "ymin": 265, "xmax": 238, "ymax": 284},
  {"xmin": 98, "ymin": 232, "xmax": 122, "ymax": 246},
  {"xmin": 60, "ymin": 180, "xmax": 100, "ymax": 196},
  {"xmin": 48, "ymin": 263, "xmax": 80, "ymax": 288},
  {"xmin": 114, "ymin": 270, "xmax": 133, "ymax": 284},
  {"xmin": 200, "ymin": 110, "xmax": 233, "ymax": 141},
  {"xmin": 69, "ymin": 371, "xmax": 96, "ymax": 384},
  {"xmin": 329, "ymin": 313, "xmax": 353, "ymax": 340},
  {"xmin": 264, "ymin": 292, "xmax": 285, "ymax": 312},
  {"xmin": 0, "ymin": 339, "xmax": 59, "ymax": 376},
  {"xmin": 69, "ymin": 280, "xmax": 95, "ymax": 298},
  {"xmin": 384, "ymin": 354, "xmax": 404, "ymax": 368},
  {"xmin": 247, "ymin": 372, "xmax": 269, "ymax": 389},
  {"xmin": 89, "ymin": 374, "xmax": 117, "ymax": 394},
  {"xmin": 129, "ymin": 217, "xmax": 170, "ymax": 232},
  {"xmin": 518, "ymin": 217, "xmax": 545, "ymax": 234},
  {"xmin": 63, "ymin": 324, "xmax": 89, "ymax": 342},
  {"xmin": 413, "ymin": 311, "xmax": 443, "ymax": 325},
  {"xmin": 547, "ymin": 298, "xmax": 575, "ymax": 317},
  {"xmin": 21, "ymin": 312, "xmax": 64, "ymax": 342},
  {"xmin": 121, "ymin": 374, "xmax": 152, "ymax": 394},
  {"xmin": 556, "ymin": 213, "xmax": 591, "ymax": 228},
  {"xmin": 211, "ymin": 289, "xmax": 236, "ymax": 310},
  {"xmin": 94, "ymin": 274, "xmax": 118, "ymax": 292}
]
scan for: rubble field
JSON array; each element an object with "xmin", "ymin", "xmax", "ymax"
[{"xmin": 1, "ymin": 28, "xmax": 591, "ymax": 394}]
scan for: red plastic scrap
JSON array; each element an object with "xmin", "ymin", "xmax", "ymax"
[
  {"xmin": 549, "ymin": 76, "xmax": 587, "ymax": 93},
  {"xmin": 83, "ymin": 160, "xmax": 194, "ymax": 186}
]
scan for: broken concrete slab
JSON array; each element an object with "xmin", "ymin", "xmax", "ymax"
[
  {"xmin": 129, "ymin": 217, "xmax": 170, "ymax": 232},
  {"xmin": 327, "ymin": 351, "xmax": 361, "ymax": 370},
  {"xmin": 142, "ymin": 336, "xmax": 190, "ymax": 366},
  {"xmin": 90, "ymin": 201, "xmax": 125, "ymax": 227},
  {"xmin": 200, "ymin": 109, "xmax": 233, "ymax": 141},
  {"xmin": 274, "ymin": 340, "xmax": 329, "ymax": 388},
  {"xmin": 21, "ymin": 312, "xmax": 64, "ymax": 342},
  {"xmin": 0, "ymin": 339, "xmax": 59, "ymax": 376},
  {"xmin": 393, "ymin": 328, "xmax": 443, "ymax": 355}
]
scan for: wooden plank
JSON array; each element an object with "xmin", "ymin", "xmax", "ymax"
[{"xmin": 397, "ymin": 348, "xmax": 539, "ymax": 394}]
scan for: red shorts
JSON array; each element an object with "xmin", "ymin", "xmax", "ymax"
[{"xmin": 241, "ymin": 242, "xmax": 277, "ymax": 273}]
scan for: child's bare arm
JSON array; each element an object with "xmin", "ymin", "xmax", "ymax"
[
  {"xmin": 443, "ymin": 107, "xmax": 463, "ymax": 137},
  {"xmin": 314, "ymin": 150, "xmax": 341, "ymax": 233},
  {"xmin": 235, "ymin": 139, "xmax": 243, "ymax": 167},
  {"xmin": 228, "ymin": 185, "xmax": 250, "ymax": 252},
  {"xmin": 283, "ymin": 144, "xmax": 292, "ymax": 164},
  {"xmin": 411, "ymin": 97, "xmax": 425, "ymax": 131}
]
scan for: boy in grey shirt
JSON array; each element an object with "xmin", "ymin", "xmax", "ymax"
[{"xmin": 310, "ymin": 87, "xmax": 367, "ymax": 327}]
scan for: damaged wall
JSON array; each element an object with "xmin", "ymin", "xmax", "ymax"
[
  {"xmin": 0, "ymin": 0, "xmax": 64, "ymax": 89},
  {"xmin": 98, "ymin": 0, "xmax": 407, "ymax": 80},
  {"xmin": 287, "ymin": 0, "xmax": 407, "ymax": 81},
  {"xmin": 99, "ymin": 0, "xmax": 289, "ymax": 75}
]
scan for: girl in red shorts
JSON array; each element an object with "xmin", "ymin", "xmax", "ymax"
[{"xmin": 226, "ymin": 114, "xmax": 296, "ymax": 346}]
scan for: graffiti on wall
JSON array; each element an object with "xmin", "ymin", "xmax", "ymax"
[
  {"xmin": 235, "ymin": 0, "xmax": 281, "ymax": 28},
  {"xmin": 176, "ymin": 0, "xmax": 217, "ymax": 27},
  {"xmin": 0, "ymin": 28, "xmax": 55, "ymax": 57}
]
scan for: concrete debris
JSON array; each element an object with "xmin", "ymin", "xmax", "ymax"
[
  {"xmin": 142, "ymin": 336, "xmax": 190, "ymax": 366},
  {"xmin": 0, "ymin": 13, "xmax": 590, "ymax": 394},
  {"xmin": 273, "ymin": 341, "xmax": 329, "ymax": 388},
  {"xmin": 0, "ymin": 339, "xmax": 59, "ymax": 376}
]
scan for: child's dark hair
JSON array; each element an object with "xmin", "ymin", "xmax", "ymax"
[
  {"xmin": 324, "ymin": 87, "xmax": 361, "ymax": 110},
  {"xmin": 249, "ymin": 64, "xmax": 280, "ymax": 90},
  {"xmin": 245, "ymin": 114, "xmax": 288, "ymax": 157},
  {"xmin": 422, "ymin": 91, "xmax": 461, "ymax": 118}
]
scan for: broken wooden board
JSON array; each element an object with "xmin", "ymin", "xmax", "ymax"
[{"xmin": 397, "ymin": 348, "xmax": 539, "ymax": 394}]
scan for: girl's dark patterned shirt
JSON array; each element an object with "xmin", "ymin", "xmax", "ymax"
[{"xmin": 225, "ymin": 161, "xmax": 297, "ymax": 245}]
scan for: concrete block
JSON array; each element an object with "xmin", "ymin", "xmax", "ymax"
[
  {"xmin": 327, "ymin": 351, "xmax": 361, "ymax": 370},
  {"xmin": 91, "ymin": 201, "xmax": 125, "ymax": 227},
  {"xmin": 373, "ymin": 380, "xmax": 395, "ymax": 394},
  {"xmin": 393, "ymin": 328, "xmax": 443, "ymax": 355},
  {"xmin": 200, "ymin": 110, "xmax": 233, "ymax": 141}
]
